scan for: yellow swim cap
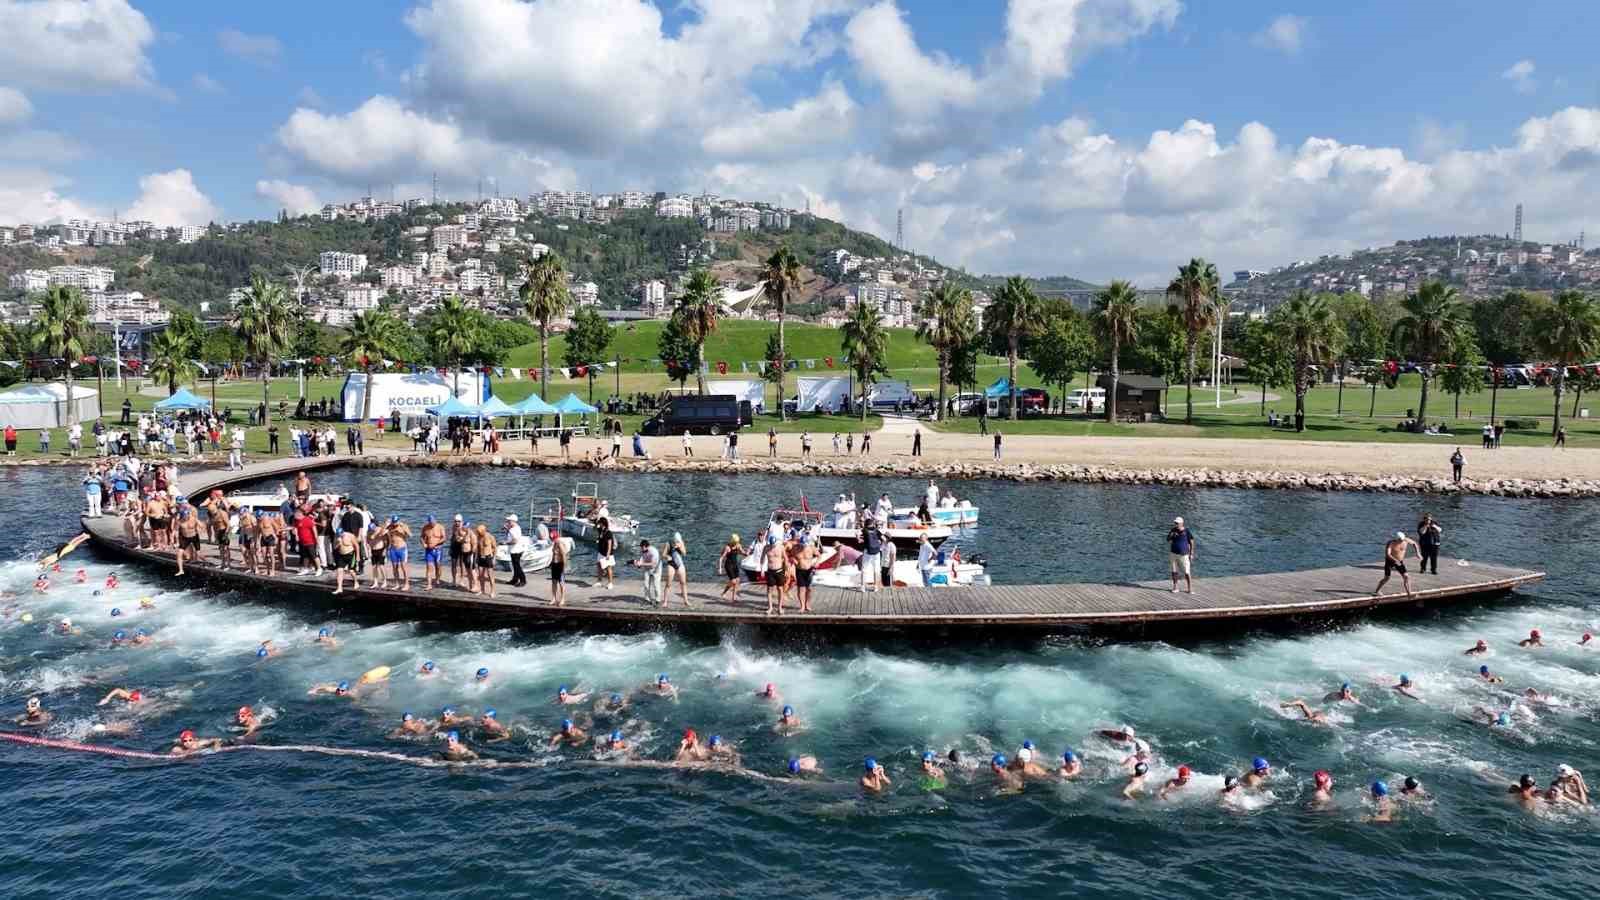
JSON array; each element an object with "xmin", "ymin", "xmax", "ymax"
[{"xmin": 20, "ymin": 613, "xmax": 33, "ymax": 623}]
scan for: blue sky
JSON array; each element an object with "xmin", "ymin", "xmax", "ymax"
[{"xmin": 2, "ymin": 0, "xmax": 1598, "ymax": 283}]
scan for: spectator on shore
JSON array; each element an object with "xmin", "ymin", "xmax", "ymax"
[{"xmin": 1450, "ymin": 448, "xmax": 1465, "ymax": 484}]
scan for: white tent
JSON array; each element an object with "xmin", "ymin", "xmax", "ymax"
[
  {"xmin": 0, "ymin": 382, "xmax": 101, "ymax": 430},
  {"xmin": 795, "ymin": 376, "xmax": 850, "ymax": 413},
  {"xmin": 340, "ymin": 371, "xmax": 489, "ymax": 425},
  {"xmin": 706, "ymin": 379, "xmax": 766, "ymax": 413}
]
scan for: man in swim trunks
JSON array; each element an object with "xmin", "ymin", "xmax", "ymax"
[
  {"xmin": 175, "ymin": 502, "xmax": 203, "ymax": 576},
  {"xmin": 294, "ymin": 470, "xmax": 311, "ymax": 503},
  {"xmin": 144, "ymin": 493, "xmax": 169, "ymax": 551},
  {"xmin": 793, "ymin": 539, "xmax": 817, "ymax": 613},
  {"xmin": 366, "ymin": 519, "xmax": 388, "ymax": 589},
  {"xmin": 332, "ymin": 528, "xmax": 360, "ymax": 594},
  {"xmin": 386, "ymin": 516, "xmax": 412, "ymax": 590},
  {"xmin": 861, "ymin": 757, "xmax": 891, "ymax": 792},
  {"xmin": 420, "ymin": 515, "xmax": 446, "ymax": 590},
  {"xmin": 763, "ymin": 536, "xmax": 787, "ymax": 616},
  {"xmin": 1373, "ymin": 531, "xmax": 1419, "ymax": 598},
  {"xmin": 449, "ymin": 515, "xmax": 470, "ymax": 588},
  {"xmin": 170, "ymin": 729, "xmax": 224, "ymax": 755},
  {"xmin": 548, "ymin": 532, "xmax": 568, "ymax": 607},
  {"xmin": 549, "ymin": 718, "xmax": 587, "ymax": 748}
]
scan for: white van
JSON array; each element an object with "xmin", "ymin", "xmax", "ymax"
[{"xmin": 1065, "ymin": 387, "xmax": 1106, "ymax": 410}]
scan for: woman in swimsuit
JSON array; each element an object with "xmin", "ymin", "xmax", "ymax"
[
  {"xmin": 474, "ymin": 524, "xmax": 498, "ymax": 598},
  {"xmin": 664, "ymin": 533, "xmax": 691, "ymax": 608},
  {"xmin": 717, "ymin": 535, "xmax": 744, "ymax": 605}
]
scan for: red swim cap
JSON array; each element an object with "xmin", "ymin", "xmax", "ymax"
[
  {"xmin": 1532, "ymin": 629, "xmax": 1542, "ymax": 638},
  {"xmin": 1315, "ymin": 769, "xmax": 1331, "ymax": 784},
  {"xmin": 128, "ymin": 690, "xmax": 142, "ymax": 702},
  {"xmin": 684, "ymin": 728, "xmax": 697, "ymax": 742},
  {"xmin": 179, "ymin": 729, "xmax": 195, "ymax": 741},
  {"xmin": 1177, "ymin": 765, "xmax": 1191, "ymax": 778},
  {"xmin": 237, "ymin": 706, "xmax": 252, "ymax": 720}
]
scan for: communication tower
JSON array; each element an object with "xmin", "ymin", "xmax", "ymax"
[{"xmin": 1513, "ymin": 203, "xmax": 1523, "ymax": 243}]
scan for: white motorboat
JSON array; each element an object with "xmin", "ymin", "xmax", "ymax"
[
  {"xmin": 739, "ymin": 540, "xmax": 987, "ymax": 588},
  {"xmin": 494, "ymin": 535, "xmax": 568, "ymax": 572},
  {"xmin": 552, "ymin": 484, "xmax": 642, "ymax": 544},
  {"xmin": 891, "ymin": 499, "xmax": 979, "ymax": 528}
]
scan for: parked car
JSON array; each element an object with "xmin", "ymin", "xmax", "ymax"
[
  {"xmin": 1065, "ymin": 387, "xmax": 1106, "ymax": 410},
  {"xmin": 1019, "ymin": 388, "xmax": 1049, "ymax": 415}
]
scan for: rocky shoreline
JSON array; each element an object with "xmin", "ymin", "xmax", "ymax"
[{"xmin": 347, "ymin": 453, "xmax": 1600, "ymax": 499}]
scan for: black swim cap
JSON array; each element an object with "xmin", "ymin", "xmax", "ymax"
[
  {"xmin": 1520, "ymin": 774, "xmax": 1535, "ymax": 788},
  {"xmin": 1404, "ymin": 776, "xmax": 1419, "ymax": 791},
  {"xmin": 948, "ymin": 749, "xmax": 962, "ymax": 763}
]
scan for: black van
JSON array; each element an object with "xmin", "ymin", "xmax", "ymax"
[{"xmin": 640, "ymin": 395, "xmax": 752, "ymax": 436}]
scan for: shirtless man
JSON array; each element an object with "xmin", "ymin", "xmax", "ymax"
[
  {"xmin": 1392, "ymin": 673, "xmax": 1422, "ymax": 701},
  {"xmin": 674, "ymin": 728, "xmax": 707, "ymax": 762},
  {"xmin": 1507, "ymin": 774, "xmax": 1540, "ymax": 809},
  {"xmin": 1280, "ymin": 699, "xmax": 1331, "ymax": 725},
  {"xmin": 1477, "ymin": 664, "xmax": 1504, "ymax": 684},
  {"xmin": 238, "ymin": 507, "xmax": 260, "ymax": 574},
  {"xmin": 332, "ymin": 528, "xmax": 361, "ymax": 594},
  {"xmin": 235, "ymin": 705, "xmax": 261, "ymax": 737},
  {"xmin": 549, "ymin": 718, "xmax": 587, "ymax": 748},
  {"xmin": 756, "ymin": 683, "xmax": 781, "ymax": 703},
  {"xmin": 15, "ymin": 696, "xmax": 51, "ymax": 726},
  {"xmin": 366, "ymin": 520, "xmax": 389, "ymax": 589},
  {"xmin": 97, "ymin": 688, "xmax": 144, "ymax": 707},
  {"xmin": 174, "ymin": 503, "xmax": 203, "ymax": 576},
  {"xmin": 861, "ymin": 757, "xmax": 892, "ymax": 793},
  {"xmin": 787, "ymin": 756, "xmax": 822, "ymax": 777},
  {"xmin": 1553, "ymin": 764, "xmax": 1589, "ymax": 805},
  {"xmin": 1323, "ymin": 682, "xmax": 1361, "ymax": 705},
  {"xmin": 793, "ymin": 540, "xmax": 817, "ymax": 614},
  {"xmin": 1310, "ymin": 770, "xmax": 1335, "ymax": 805},
  {"xmin": 1121, "ymin": 761, "xmax": 1150, "ymax": 799},
  {"xmin": 1464, "ymin": 639, "xmax": 1489, "ymax": 655},
  {"xmin": 1368, "ymin": 781, "xmax": 1395, "ymax": 822},
  {"xmin": 420, "ymin": 516, "xmax": 446, "ymax": 590},
  {"xmin": 389, "ymin": 712, "xmax": 434, "ymax": 738},
  {"xmin": 1058, "ymin": 750, "xmax": 1083, "ymax": 778},
  {"xmin": 314, "ymin": 627, "xmax": 338, "ymax": 649},
  {"xmin": 1242, "ymin": 757, "xmax": 1272, "ymax": 789},
  {"xmin": 775, "ymin": 704, "xmax": 801, "ymax": 734},
  {"xmin": 170, "ymin": 729, "xmax": 225, "ymax": 755},
  {"xmin": 1008, "ymin": 742, "xmax": 1051, "ymax": 779},
  {"xmin": 1518, "ymin": 629, "xmax": 1544, "ymax": 648},
  {"xmin": 257, "ymin": 512, "xmax": 281, "ymax": 577},
  {"xmin": 643, "ymin": 673, "xmax": 678, "ymax": 700},
  {"xmin": 705, "ymin": 735, "xmax": 739, "ymax": 765},
  {"xmin": 144, "ymin": 493, "xmax": 169, "ymax": 550},
  {"xmin": 556, "ymin": 685, "xmax": 589, "ymax": 705},
  {"xmin": 478, "ymin": 709, "xmax": 509, "ymax": 741},
  {"xmin": 386, "ymin": 516, "xmax": 412, "ymax": 590},
  {"xmin": 762, "ymin": 536, "xmax": 787, "ymax": 616},
  {"xmin": 440, "ymin": 730, "xmax": 478, "ymax": 762},
  {"xmin": 1373, "ymin": 531, "xmax": 1420, "ymax": 598},
  {"xmin": 1159, "ymin": 765, "xmax": 1194, "ymax": 800},
  {"xmin": 438, "ymin": 706, "xmax": 473, "ymax": 729}
]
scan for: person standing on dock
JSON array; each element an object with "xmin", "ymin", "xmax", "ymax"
[
  {"xmin": 387, "ymin": 516, "xmax": 412, "ymax": 591},
  {"xmin": 634, "ymin": 539, "xmax": 663, "ymax": 605},
  {"xmin": 1416, "ymin": 514, "xmax": 1442, "ymax": 575},
  {"xmin": 1373, "ymin": 531, "xmax": 1419, "ymax": 599},
  {"xmin": 421, "ymin": 516, "xmax": 446, "ymax": 590},
  {"xmin": 1167, "ymin": 517, "xmax": 1196, "ymax": 594},
  {"xmin": 504, "ymin": 514, "xmax": 528, "ymax": 588},
  {"xmin": 549, "ymin": 533, "xmax": 569, "ymax": 607}
]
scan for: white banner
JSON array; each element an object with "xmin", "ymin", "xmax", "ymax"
[
  {"xmin": 795, "ymin": 376, "xmax": 850, "ymax": 413},
  {"xmin": 340, "ymin": 371, "xmax": 487, "ymax": 422},
  {"xmin": 706, "ymin": 379, "xmax": 766, "ymax": 412}
]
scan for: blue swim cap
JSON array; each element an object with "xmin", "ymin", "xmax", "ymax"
[
  {"xmin": 1022, "ymin": 739, "xmax": 1035, "ymax": 750},
  {"xmin": 93, "ymin": 590, "xmax": 101, "ymax": 596},
  {"xmin": 110, "ymin": 607, "xmax": 122, "ymax": 617},
  {"xmin": 782, "ymin": 705, "xmax": 794, "ymax": 716},
  {"xmin": 476, "ymin": 667, "xmax": 489, "ymax": 679},
  {"xmin": 657, "ymin": 673, "xmax": 669, "ymax": 684},
  {"xmin": 135, "ymin": 628, "xmax": 147, "ymax": 637},
  {"xmin": 1341, "ymin": 682, "xmax": 1351, "ymax": 692},
  {"xmin": 446, "ymin": 730, "xmax": 460, "ymax": 741},
  {"xmin": 1480, "ymin": 665, "xmax": 1490, "ymax": 675},
  {"xmin": 426, "ymin": 515, "xmax": 435, "ymax": 524},
  {"xmin": 114, "ymin": 630, "xmax": 126, "ymax": 640},
  {"xmin": 992, "ymin": 753, "xmax": 1007, "ymax": 767},
  {"xmin": 337, "ymin": 680, "xmax": 350, "ymax": 691},
  {"xmin": 389, "ymin": 516, "xmax": 400, "ymax": 524},
  {"xmin": 610, "ymin": 730, "xmax": 622, "ymax": 742},
  {"xmin": 610, "ymin": 693, "xmax": 622, "ymax": 703},
  {"xmin": 422, "ymin": 660, "xmax": 435, "ymax": 671},
  {"xmin": 1496, "ymin": 712, "xmax": 1511, "ymax": 726},
  {"xmin": 710, "ymin": 735, "xmax": 722, "ymax": 747},
  {"xmin": 1399, "ymin": 673, "xmax": 1411, "ymax": 685},
  {"xmin": 256, "ymin": 646, "xmax": 269, "ymax": 658},
  {"xmin": 922, "ymin": 750, "xmax": 935, "ymax": 762},
  {"xmin": 558, "ymin": 684, "xmax": 569, "ymax": 693},
  {"xmin": 1063, "ymin": 750, "xmax": 1077, "ymax": 763},
  {"xmin": 402, "ymin": 713, "xmax": 413, "ymax": 722},
  {"xmin": 865, "ymin": 756, "xmax": 878, "ymax": 771},
  {"xmin": 1371, "ymin": 780, "xmax": 1389, "ymax": 797},
  {"xmin": 1252, "ymin": 756, "xmax": 1269, "ymax": 772},
  {"xmin": 788, "ymin": 758, "xmax": 801, "ymax": 774},
  {"xmin": 484, "ymin": 708, "xmax": 496, "ymax": 718},
  {"xmin": 318, "ymin": 628, "xmax": 329, "ymax": 637},
  {"xmin": 442, "ymin": 706, "xmax": 455, "ymax": 716}
]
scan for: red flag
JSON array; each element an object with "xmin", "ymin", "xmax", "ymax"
[
  {"xmin": 716, "ymin": 361, "xmax": 727, "ymax": 375},
  {"xmin": 576, "ymin": 365, "xmax": 587, "ymax": 378},
  {"xmin": 800, "ymin": 492, "xmax": 810, "ymax": 512},
  {"xmin": 824, "ymin": 356, "xmax": 834, "ymax": 368}
]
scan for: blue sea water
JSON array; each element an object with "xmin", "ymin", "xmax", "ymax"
[{"xmin": 1, "ymin": 464, "xmax": 1596, "ymax": 899}]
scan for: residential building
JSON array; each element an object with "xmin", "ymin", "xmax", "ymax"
[
  {"xmin": 761, "ymin": 209, "xmax": 791, "ymax": 230},
  {"xmin": 640, "ymin": 279, "xmax": 668, "ymax": 317},
  {"xmin": 656, "ymin": 196, "xmax": 694, "ymax": 218},
  {"xmin": 319, "ymin": 251, "xmax": 369, "ymax": 279},
  {"xmin": 8, "ymin": 269, "xmax": 49, "ymax": 292},
  {"xmin": 459, "ymin": 269, "xmax": 495, "ymax": 293},
  {"xmin": 176, "ymin": 225, "xmax": 206, "ymax": 244},
  {"xmin": 571, "ymin": 281, "xmax": 600, "ymax": 307},
  {"xmin": 432, "ymin": 224, "xmax": 468, "ymax": 250},
  {"xmin": 344, "ymin": 285, "xmax": 384, "ymax": 310}
]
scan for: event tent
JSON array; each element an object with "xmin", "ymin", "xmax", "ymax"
[
  {"xmin": 0, "ymin": 382, "xmax": 102, "ymax": 430},
  {"xmin": 153, "ymin": 388, "xmax": 212, "ymax": 410},
  {"xmin": 426, "ymin": 396, "xmax": 482, "ymax": 418},
  {"xmin": 553, "ymin": 393, "xmax": 598, "ymax": 414},
  {"xmin": 983, "ymin": 378, "xmax": 1013, "ymax": 397},
  {"xmin": 476, "ymin": 396, "xmax": 518, "ymax": 418},
  {"xmin": 510, "ymin": 394, "xmax": 558, "ymax": 415}
]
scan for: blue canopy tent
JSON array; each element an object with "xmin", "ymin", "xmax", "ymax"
[
  {"xmin": 476, "ymin": 396, "xmax": 518, "ymax": 418},
  {"xmin": 509, "ymin": 394, "xmax": 558, "ymax": 415},
  {"xmin": 983, "ymin": 378, "xmax": 1012, "ymax": 397},
  {"xmin": 426, "ymin": 396, "xmax": 483, "ymax": 419},
  {"xmin": 153, "ymin": 388, "xmax": 212, "ymax": 410},
  {"xmin": 553, "ymin": 393, "xmax": 598, "ymax": 415}
]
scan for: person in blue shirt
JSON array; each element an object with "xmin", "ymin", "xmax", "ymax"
[{"xmin": 1167, "ymin": 516, "xmax": 1197, "ymax": 593}]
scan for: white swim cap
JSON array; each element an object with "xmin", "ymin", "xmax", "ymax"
[
  {"xmin": 1016, "ymin": 747, "xmax": 1033, "ymax": 763},
  {"xmin": 1395, "ymin": 531, "xmax": 1405, "ymax": 540},
  {"xmin": 1558, "ymin": 763, "xmax": 1576, "ymax": 777}
]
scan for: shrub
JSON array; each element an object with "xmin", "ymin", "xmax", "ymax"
[{"xmin": 1502, "ymin": 418, "xmax": 1537, "ymax": 430}]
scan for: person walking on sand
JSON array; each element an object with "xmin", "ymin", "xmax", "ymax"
[
  {"xmin": 1167, "ymin": 517, "xmax": 1196, "ymax": 594},
  {"xmin": 1374, "ymin": 531, "xmax": 1420, "ymax": 598},
  {"xmin": 1449, "ymin": 447, "xmax": 1465, "ymax": 484},
  {"xmin": 993, "ymin": 430, "xmax": 1002, "ymax": 461},
  {"xmin": 682, "ymin": 429, "xmax": 693, "ymax": 457},
  {"xmin": 768, "ymin": 427, "xmax": 778, "ymax": 458},
  {"xmin": 1556, "ymin": 425, "xmax": 1567, "ymax": 448},
  {"xmin": 1416, "ymin": 513, "xmax": 1442, "ymax": 575},
  {"xmin": 911, "ymin": 427, "xmax": 922, "ymax": 457}
]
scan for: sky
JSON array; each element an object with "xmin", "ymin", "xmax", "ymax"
[{"xmin": 2, "ymin": 0, "xmax": 1599, "ymax": 285}]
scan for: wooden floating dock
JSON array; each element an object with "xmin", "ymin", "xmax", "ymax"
[{"xmin": 76, "ymin": 455, "xmax": 1546, "ymax": 631}]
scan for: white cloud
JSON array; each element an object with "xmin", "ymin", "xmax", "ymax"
[
  {"xmin": 1502, "ymin": 59, "xmax": 1536, "ymax": 94},
  {"xmin": 0, "ymin": 167, "xmax": 103, "ymax": 222},
  {"xmin": 0, "ymin": 87, "xmax": 31, "ymax": 125},
  {"xmin": 125, "ymin": 169, "xmax": 219, "ymax": 226},
  {"xmin": 1252, "ymin": 14, "xmax": 1307, "ymax": 54},
  {"xmin": 701, "ymin": 83, "xmax": 857, "ymax": 158},
  {"xmin": 218, "ymin": 28, "xmax": 282, "ymax": 64},
  {"xmin": 192, "ymin": 73, "xmax": 225, "ymax": 94},
  {"xmin": 0, "ymin": 0, "xmax": 158, "ymax": 91},
  {"xmin": 255, "ymin": 179, "xmax": 322, "ymax": 215}
]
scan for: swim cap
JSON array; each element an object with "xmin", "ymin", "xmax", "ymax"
[
  {"xmin": 111, "ymin": 607, "xmax": 122, "ymax": 617},
  {"xmin": 1480, "ymin": 665, "xmax": 1490, "ymax": 675},
  {"xmin": 922, "ymin": 751, "xmax": 935, "ymax": 762},
  {"xmin": 426, "ymin": 515, "xmax": 435, "ymax": 524},
  {"xmin": 135, "ymin": 628, "xmax": 147, "ymax": 637},
  {"xmin": 1496, "ymin": 712, "xmax": 1511, "ymax": 726},
  {"xmin": 1398, "ymin": 674, "xmax": 1411, "ymax": 685},
  {"xmin": 1177, "ymin": 765, "xmax": 1192, "ymax": 779},
  {"xmin": 1252, "ymin": 757, "xmax": 1269, "ymax": 772},
  {"xmin": 558, "ymin": 685, "xmax": 568, "ymax": 694},
  {"xmin": 114, "ymin": 630, "xmax": 126, "ymax": 640},
  {"xmin": 318, "ymin": 628, "xmax": 329, "ymax": 637},
  {"xmin": 447, "ymin": 730, "xmax": 460, "ymax": 742},
  {"xmin": 1224, "ymin": 775, "xmax": 1238, "ymax": 789},
  {"xmin": 1134, "ymin": 762, "xmax": 1149, "ymax": 776},
  {"xmin": 1520, "ymin": 773, "xmax": 1535, "ymax": 788},
  {"xmin": 1558, "ymin": 764, "xmax": 1576, "ymax": 777},
  {"xmin": 422, "ymin": 661, "xmax": 435, "ymax": 671},
  {"xmin": 389, "ymin": 516, "xmax": 400, "ymax": 524},
  {"xmin": 92, "ymin": 590, "xmax": 100, "ymax": 596},
  {"xmin": 1017, "ymin": 748, "xmax": 1033, "ymax": 763},
  {"xmin": 610, "ymin": 693, "xmax": 622, "ymax": 703},
  {"xmin": 128, "ymin": 691, "xmax": 142, "ymax": 702},
  {"xmin": 1314, "ymin": 770, "xmax": 1330, "ymax": 785},
  {"xmin": 403, "ymin": 713, "xmax": 414, "ymax": 722},
  {"xmin": 476, "ymin": 667, "xmax": 489, "ymax": 679},
  {"xmin": 1341, "ymin": 682, "xmax": 1351, "ymax": 692},
  {"xmin": 709, "ymin": 735, "xmax": 722, "ymax": 747},
  {"xmin": 1531, "ymin": 628, "xmax": 1541, "ymax": 639},
  {"xmin": 683, "ymin": 728, "xmax": 696, "ymax": 742},
  {"xmin": 782, "ymin": 705, "xmax": 794, "ymax": 716},
  {"xmin": 1371, "ymin": 780, "xmax": 1389, "ymax": 797},
  {"xmin": 1063, "ymin": 750, "xmax": 1077, "ymax": 763},
  {"xmin": 256, "ymin": 647, "xmax": 269, "ymax": 658},
  {"xmin": 237, "ymin": 706, "xmax": 252, "ymax": 719},
  {"xmin": 657, "ymin": 674, "xmax": 669, "ymax": 684},
  {"xmin": 991, "ymin": 753, "xmax": 1006, "ymax": 768},
  {"xmin": 788, "ymin": 758, "xmax": 801, "ymax": 774},
  {"xmin": 866, "ymin": 756, "xmax": 879, "ymax": 771},
  {"xmin": 337, "ymin": 680, "xmax": 350, "ymax": 691},
  {"xmin": 562, "ymin": 718, "xmax": 574, "ymax": 731},
  {"xmin": 484, "ymin": 709, "xmax": 497, "ymax": 719},
  {"xmin": 764, "ymin": 682, "xmax": 775, "ymax": 693},
  {"xmin": 179, "ymin": 729, "xmax": 195, "ymax": 741},
  {"xmin": 1404, "ymin": 776, "xmax": 1420, "ymax": 790},
  {"xmin": 442, "ymin": 706, "xmax": 455, "ymax": 716},
  {"xmin": 1395, "ymin": 531, "xmax": 1405, "ymax": 540},
  {"xmin": 1022, "ymin": 739, "xmax": 1035, "ymax": 751},
  {"xmin": 610, "ymin": 730, "xmax": 622, "ymax": 742}
]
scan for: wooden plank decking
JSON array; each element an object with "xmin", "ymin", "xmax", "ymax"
[{"xmin": 73, "ymin": 455, "xmax": 1546, "ymax": 631}]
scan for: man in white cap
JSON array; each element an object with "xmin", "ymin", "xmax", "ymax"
[
  {"xmin": 504, "ymin": 513, "xmax": 528, "ymax": 588},
  {"xmin": 1374, "ymin": 531, "xmax": 1420, "ymax": 598},
  {"xmin": 1167, "ymin": 516, "xmax": 1197, "ymax": 593},
  {"xmin": 1554, "ymin": 764, "xmax": 1589, "ymax": 805},
  {"xmin": 831, "ymin": 493, "xmax": 855, "ymax": 529}
]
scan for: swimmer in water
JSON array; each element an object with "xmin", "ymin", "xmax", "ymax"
[
  {"xmin": 417, "ymin": 660, "xmax": 439, "ymax": 678},
  {"xmin": 390, "ymin": 713, "xmax": 434, "ymax": 738},
  {"xmin": 1400, "ymin": 776, "xmax": 1427, "ymax": 800},
  {"xmin": 603, "ymin": 730, "xmax": 629, "ymax": 752},
  {"xmin": 15, "ymin": 696, "xmax": 51, "ymax": 726},
  {"xmin": 1518, "ymin": 629, "xmax": 1543, "ymax": 648},
  {"xmin": 555, "ymin": 685, "xmax": 589, "ymax": 705},
  {"xmin": 1553, "ymin": 764, "xmax": 1589, "ymax": 805},
  {"xmin": 440, "ymin": 730, "xmax": 478, "ymax": 762},
  {"xmin": 478, "ymin": 709, "xmax": 509, "ymax": 741},
  {"xmin": 594, "ymin": 692, "xmax": 628, "ymax": 714},
  {"xmin": 775, "ymin": 704, "xmax": 801, "ymax": 734},
  {"xmin": 1464, "ymin": 639, "xmax": 1489, "ymax": 655},
  {"xmin": 674, "ymin": 728, "xmax": 706, "ymax": 762},
  {"xmin": 170, "ymin": 729, "xmax": 224, "ymax": 755},
  {"xmin": 1008, "ymin": 742, "xmax": 1051, "ymax": 778},
  {"xmin": 139, "ymin": 597, "xmax": 155, "ymax": 610},
  {"xmin": 1098, "ymin": 724, "xmax": 1141, "ymax": 745},
  {"xmin": 1580, "ymin": 632, "xmax": 1593, "ymax": 647},
  {"xmin": 1323, "ymin": 682, "xmax": 1361, "ymax": 705},
  {"xmin": 1477, "ymin": 664, "xmax": 1504, "ymax": 684},
  {"xmin": 74, "ymin": 568, "xmax": 87, "ymax": 584},
  {"xmin": 861, "ymin": 757, "xmax": 892, "ymax": 793},
  {"xmin": 1243, "ymin": 757, "xmax": 1271, "ymax": 789},
  {"xmin": 235, "ymin": 706, "xmax": 260, "ymax": 737},
  {"xmin": 1367, "ymin": 781, "xmax": 1394, "ymax": 822},
  {"xmin": 756, "ymin": 682, "xmax": 781, "ymax": 702},
  {"xmin": 1310, "ymin": 770, "xmax": 1334, "ymax": 805},
  {"xmin": 1058, "ymin": 750, "xmax": 1083, "ymax": 779},
  {"xmin": 1159, "ymin": 765, "xmax": 1194, "ymax": 800},
  {"xmin": 1522, "ymin": 687, "xmax": 1551, "ymax": 706},
  {"xmin": 706, "ymin": 735, "xmax": 740, "ymax": 765},
  {"xmin": 1121, "ymin": 761, "xmax": 1149, "ymax": 799},
  {"xmin": 787, "ymin": 756, "xmax": 822, "ymax": 777},
  {"xmin": 313, "ymin": 628, "xmax": 338, "ymax": 648},
  {"xmin": 1280, "ymin": 699, "xmax": 1331, "ymax": 725},
  {"xmin": 474, "ymin": 667, "xmax": 491, "ymax": 685},
  {"xmin": 438, "ymin": 706, "xmax": 473, "ymax": 728},
  {"xmin": 1120, "ymin": 742, "xmax": 1152, "ymax": 772},
  {"xmin": 33, "ymin": 575, "xmax": 49, "ymax": 593},
  {"xmin": 97, "ymin": 688, "xmax": 143, "ymax": 707},
  {"xmin": 131, "ymin": 628, "xmax": 152, "ymax": 647},
  {"xmin": 1392, "ymin": 674, "xmax": 1422, "ymax": 701},
  {"xmin": 55, "ymin": 617, "xmax": 78, "ymax": 635},
  {"xmin": 642, "ymin": 673, "xmax": 677, "ymax": 699},
  {"xmin": 307, "ymin": 679, "xmax": 355, "ymax": 698},
  {"xmin": 919, "ymin": 751, "xmax": 946, "ymax": 788},
  {"xmin": 256, "ymin": 640, "xmax": 276, "ymax": 658},
  {"xmin": 549, "ymin": 718, "xmax": 587, "ymax": 748},
  {"xmin": 109, "ymin": 629, "xmax": 129, "ymax": 647},
  {"xmin": 1508, "ymin": 773, "xmax": 1540, "ymax": 809},
  {"xmin": 1219, "ymin": 774, "xmax": 1242, "ymax": 803}
]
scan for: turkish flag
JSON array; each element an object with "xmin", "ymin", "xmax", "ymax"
[{"xmin": 716, "ymin": 361, "xmax": 727, "ymax": 375}]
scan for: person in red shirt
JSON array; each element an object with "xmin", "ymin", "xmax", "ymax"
[
  {"xmin": 3, "ymin": 424, "xmax": 16, "ymax": 456},
  {"xmin": 294, "ymin": 512, "xmax": 321, "ymax": 576}
]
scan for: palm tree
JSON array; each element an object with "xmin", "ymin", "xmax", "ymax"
[
  {"xmin": 1391, "ymin": 281, "xmax": 1467, "ymax": 429},
  {"xmin": 916, "ymin": 282, "xmax": 975, "ymax": 420},
  {"xmin": 1537, "ymin": 290, "xmax": 1600, "ymax": 438},
  {"xmin": 1165, "ymin": 257, "xmax": 1220, "ymax": 424},
  {"xmin": 1272, "ymin": 291, "xmax": 1344, "ymax": 432},
  {"xmin": 988, "ymin": 276, "xmax": 1044, "ymax": 420},
  {"xmin": 145, "ymin": 328, "xmax": 198, "ymax": 396},
  {"xmin": 840, "ymin": 301, "xmax": 889, "ymax": 422},
  {"xmin": 676, "ymin": 268, "xmax": 721, "ymax": 395},
  {"xmin": 29, "ymin": 285, "xmax": 91, "ymax": 426},
  {"xmin": 428, "ymin": 296, "xmax": 477, "ymax": 397},
  {"xmin": 234, "ymin": 274, "xmax": 294, "ymax": 414},
  {"xmin": 1093, "ymin": 280, "xmax": 1141, "ymax": 423},
  {"xmin": 759, "ymin": 246, "xmax": 803, "ymax": 419},
  {"xmin": 520, "ymin": 253, "xmax": 569, "ymax": 390},
  {"xmin": 343, "ymin": 309, "xmax": 402, "ymax": 426}
]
